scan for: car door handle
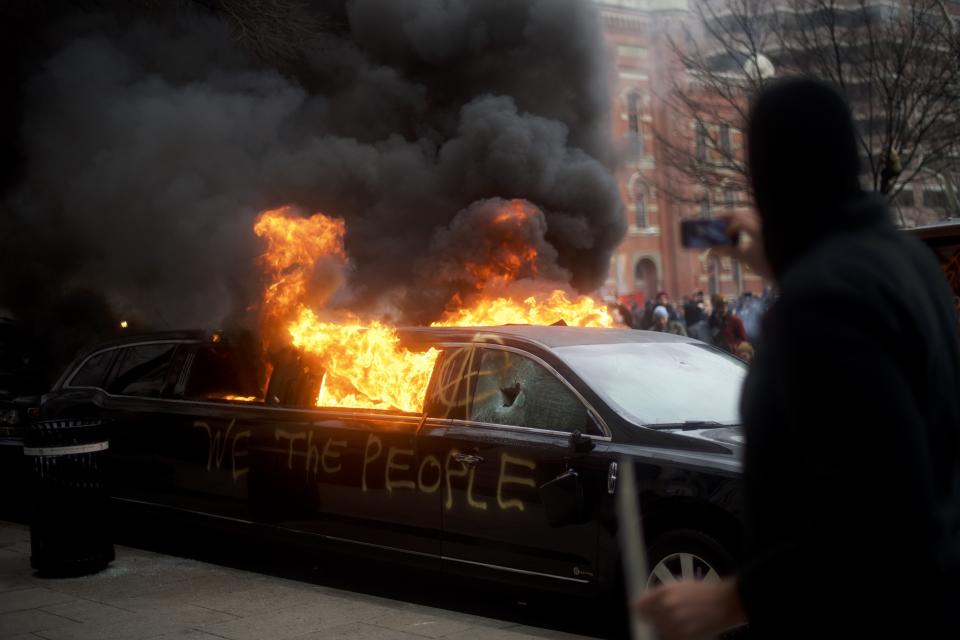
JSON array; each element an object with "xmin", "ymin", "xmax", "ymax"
[
  {"xmin": 607, "ymin": 461, "xmax": 618, "ymax": 495},
  {"xmin": 453, "ymin": 453, "xmax": 484, "ymax": 466}
]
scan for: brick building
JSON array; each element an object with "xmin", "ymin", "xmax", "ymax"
[{"xmin": 594, "ymin": 0, "xmax": 766, "ymax": 305}]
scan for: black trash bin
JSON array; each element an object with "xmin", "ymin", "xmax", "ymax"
[{"xmin": 25, "ymin": 418, "xmax": 114, "ymax": 576}]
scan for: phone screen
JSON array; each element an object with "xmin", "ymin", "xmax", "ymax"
[{"xmin": 680, "ymin": 219, "xmax": 734, "ymax": 248}]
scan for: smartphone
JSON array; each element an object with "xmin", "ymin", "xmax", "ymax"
[{"xmin": 680, "ymin": 218, "xmax": 734, "ymax": 248}]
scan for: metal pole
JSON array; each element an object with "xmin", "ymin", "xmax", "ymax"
[{"xmin": 616, "ymin": 457, "xmax": 657, "ymax": 640}]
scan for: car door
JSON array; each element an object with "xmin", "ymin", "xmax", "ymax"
[
  {"xmin": 98, "ymin": 341, "xmax": 191, "ymax": 505},
  {"xmin": 419, "ymin": 344, "xmax": 612, "ymax": 585},
  {"xmin": 240, "ymin": 346, "xmax": 442, "ymax": 559},
  {"xmin": 157, "ymin": 339, "xmax": 267, "ymax": 521},
  {"xmin": 304, "ymin": 408, "xmax": 441, "ymax": 558}
]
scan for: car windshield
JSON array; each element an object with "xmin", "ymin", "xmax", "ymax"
[{"xmin": 554, "ymin": 342, "xmax": 746, "ymax": 427}]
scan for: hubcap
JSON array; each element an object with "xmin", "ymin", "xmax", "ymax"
[{"xmin": 647, "ymin": 552, "xmax": 720, "ymax": 588}]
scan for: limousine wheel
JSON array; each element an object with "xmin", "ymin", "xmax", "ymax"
[
  {"xmin": 646, "ymin": 531, "xmax": 750, "ymax": 638},
  {"xmin": 646, "ymin": 529, "xmax": 734, "ymax": 588}
]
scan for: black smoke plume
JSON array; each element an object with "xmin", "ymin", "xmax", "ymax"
[{"xmin": 0, "ymin": 0, "xmax": 624, "ymax": 383}]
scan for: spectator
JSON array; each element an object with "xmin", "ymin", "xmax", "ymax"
[
  {"xmin": 714, "ymin": 297, "xmax": 747, "ymax": 353},
  {"xmin": 683, "ymin": 291, "xmax": 704, "ymax": 326},
  {"xmin": 608, "ymin": 303, "xmax": 633, "ymax": 328},
  {"xmin": 707, "ymin": 294, "xmax": 724, "ymax": 344},
  {"xmin": 684, "ymin": 292, "xmax": 711, "ymax": 342},
  {"xmin": 655, "ymin": 291, "xmax": 679, "ymax": 322},
  {"xmin": 616, "ymin": 302, "xmax": 634, "ymax": 329},
  {"xmin": 639, "ymin": 299, "xmax": 654, "ymax": 330},
  {"xmin": 734, "ymin": 341, "xmax": 754, "ymax": 365},
  {"xmin": 736, "ymin": 292, "xmax": 764, "ymax": 344},
  {"xmin": 626, "ymin": 299, "xmax": 642, "ymax": 328},
  {"xmin": 649, "ymin": 305, "xmax": 687, "ymax": 336}
]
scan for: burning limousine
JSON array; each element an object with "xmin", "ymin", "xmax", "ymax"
[{"xmin": 38, "ymin": 323, "xmax": 745, "ymax": 595}]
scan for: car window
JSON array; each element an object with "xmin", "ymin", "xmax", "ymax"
[
  {"xmin": 70, "ymin": 350, "xmax": 117, "ymax": 389},
  {"xmin": 554, "ymin": 342, "xmax": 745, "ymax": 426},
  {"xmin": 105, "ymin": 344, "xmax": 178, "ymax": 398},
  {"xmin": 424, "ymin": 347, "xmax": 472, "ymax": 420},
  {"xmin": 184, "ymin": 345, "xmax": 261, "ymax": 402},
  {"xmin": 469, "ymin": 348, "xmax": 587, "ymax": 433}
]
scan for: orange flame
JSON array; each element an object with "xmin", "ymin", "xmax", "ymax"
[
  {"xmin": 434, "ymin": 290, "xmax": 613, "ymax": 328},
  {"xmin": 223, "ymin": 395, "xmax": 258, "ymax": 402},
  {"xmin": 289, "ymin": 309, "xmax": 440, "ymax": 412},
  {"xmin": 463, "ymin": 200, "xmax": 541, "ymax": 290},
  {"xmin": 254, "ymin": 206, "xmax": 347, "ymax": 323},
  {"xmin": 255, "ymin": 201, "xmax": 611, "ymax": 413}
]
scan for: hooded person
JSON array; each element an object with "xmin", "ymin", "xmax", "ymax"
[
  {"xmin": 636, "ymin": 78, "xmax": 960, "ymax": 638},
  {"xmin": 650, "ymin": 304, "xmax": 687, "ymax": 336}
]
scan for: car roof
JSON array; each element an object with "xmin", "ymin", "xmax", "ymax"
[
  {"xmin": 398, "ymin": 325, "xmax": 696, "ymax": 349},
  {"xmin": 80, "ymin": 330, "xmax": 209, "ymax": 353},
  {"xmin": 906, "ymin": 218, "xmax": 960, "ymax": 240},
  {"xmin": 82, "ymin": 325, "xmax": 693, "ymax": 353}
]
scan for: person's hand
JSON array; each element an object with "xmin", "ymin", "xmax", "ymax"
[
  {"xmin": 634, "ymin": 578, "xmax": 746, "ymax": 640},
  {"xmin": 712, "ymin": 211, "xmax": 773, "ymax": 281}
]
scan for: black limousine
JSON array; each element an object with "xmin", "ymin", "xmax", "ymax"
[{"xmin": 37, "ymin": 325, "xmax": 746, "ymax": 595}]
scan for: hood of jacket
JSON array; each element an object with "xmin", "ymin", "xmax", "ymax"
[{"xmin": 747, "ymin": 78, "xmax": 891, "ymax": 279}]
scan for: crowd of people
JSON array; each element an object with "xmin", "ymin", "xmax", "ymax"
[{"xmin": 609, "ymin": 289, "xmax": 774, "ymax": 364}]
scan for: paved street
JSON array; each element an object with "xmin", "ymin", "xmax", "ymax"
[{"xmin": 0, "ymin": 522, "xmax": 602, "ymax": 640}]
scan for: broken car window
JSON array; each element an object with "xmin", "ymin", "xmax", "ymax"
[
  {"xmin": 264, "ymin": 347, "xmax": 321, "ymax": 407},
  {"xmin": 425, "ymin": 347, "xmax": 472, "ymax": 420},
  {"xmin": 469, "ymin": 348, "xmax": 586, "ymax": 433},
  {"xmin": 185, "ymin": 345, "xmax": 261, "ymax": 402}
]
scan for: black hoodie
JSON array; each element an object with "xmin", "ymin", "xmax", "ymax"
[{"xmin": 737, "ymin": 79, "xmax": 960, "ymax": 637}]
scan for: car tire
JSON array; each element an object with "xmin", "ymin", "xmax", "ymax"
[
  {"xmin": 646, "ymin": 528, "xmax": 735, "ymax": 586},
  {"xmin": 646, "ymin": 529, "xmax": 749, "ymax": 639}
]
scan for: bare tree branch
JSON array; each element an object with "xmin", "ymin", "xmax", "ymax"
[{"xmin": 657, "ymin": 0, "xmax": 960, "ymax": 223}]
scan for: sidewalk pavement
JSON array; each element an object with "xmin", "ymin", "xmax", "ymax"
[{"xmin": 0, "ymin": 522, "xmax": 595, "ymax": 640}]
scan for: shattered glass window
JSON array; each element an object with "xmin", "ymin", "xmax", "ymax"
[{"xmin": 469, "ymin": 348, "xmax": 587, "ymax": 433}]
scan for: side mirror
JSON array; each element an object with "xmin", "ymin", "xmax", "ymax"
[
  {"xmin": 570, "ymin": 429, "xmax": 595, "ymax": 454},
  {"xmin": 540, "ymin": 469, "xmax": 586, "ymax": 527}
]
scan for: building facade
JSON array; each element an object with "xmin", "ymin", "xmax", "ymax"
[{"xmin": 596, "ymin": 0, "xmax": 766, "ymax": 305}]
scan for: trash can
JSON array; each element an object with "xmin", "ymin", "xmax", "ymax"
[{"xmin": 25, "ymin": 418, "xmax": 114, "ymax": 576}]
